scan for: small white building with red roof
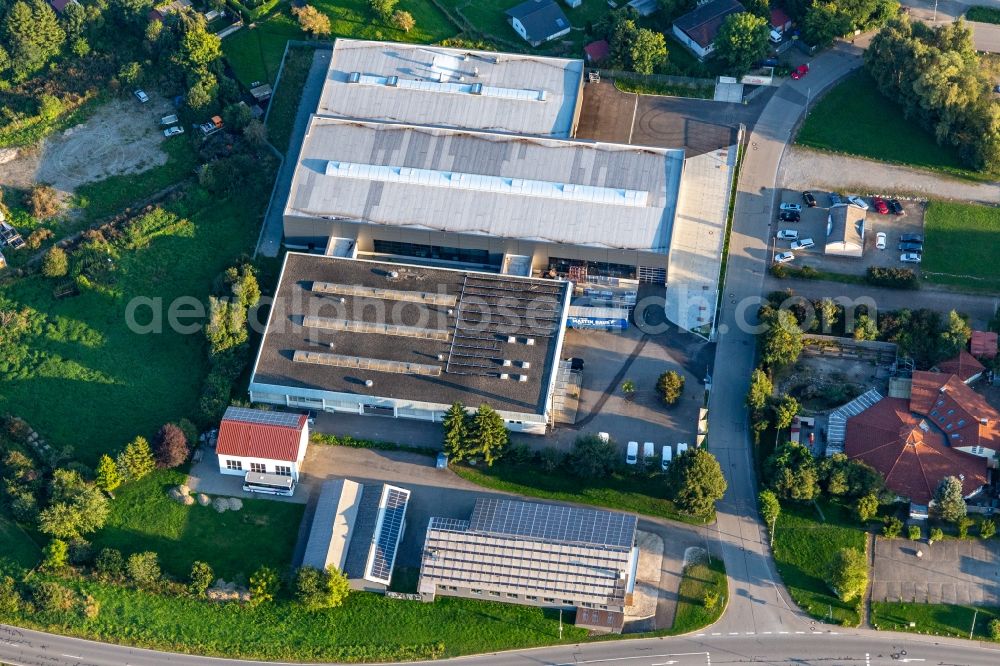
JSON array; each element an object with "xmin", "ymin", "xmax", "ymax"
[{"xmin": 215, "ymin": 407, "xmax": 309, "ymax": 481}]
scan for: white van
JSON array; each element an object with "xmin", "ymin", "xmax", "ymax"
[
  {"xmin": 643, "ymin": 442, "xmax": 655, "ymax": 460},
  {"xmin": 677, "ymin": 442, "xmax": 689, "ymax": 456},
  {"xmin": 661, "ymin": 445, "xmax": 672, "ymax": 471},
  {"xmin": 626, "ymin": 441, "xmax": 638, "ymax": 465}
]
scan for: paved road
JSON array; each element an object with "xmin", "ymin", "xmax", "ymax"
[
  {"xmin": 5, "ymin": 622, "xmax": 1000, "ymax": 666},
  {"xmin": 779, "ymin": 147, "xmax": 1000, "ymax": 204}
]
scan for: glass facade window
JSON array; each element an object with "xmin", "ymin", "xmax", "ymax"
[
  {"xmin": 250, "ymin": 462, "xmax": 266, "ymax": 473},
  {"xmin": 548, "ymin": 256, "xmax": 637, "ymax": 281},
  {"xmin": 373, "ymin": 240, "xmax": 494, "ymax": 266}
]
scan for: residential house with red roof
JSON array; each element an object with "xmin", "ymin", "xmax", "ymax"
[
  {"xmin": 971, "ymin": 330, "xmax": 998, "ymax": 360},
  {"xmin": 844, "ymin": 354, "xmax": 1000, "ymax": 508},
  {"xmin": 215, "ymin": 407, "xmax": 309, "ymax": 482},
  {"xmin": 672, "ymin": 0, "xmax": 746, "ymax": 61}
]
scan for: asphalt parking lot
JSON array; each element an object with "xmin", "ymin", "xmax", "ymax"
[
  {"xmin": 873, "ymin": 536, "xmax": 1000, "ymax": 606},
  {"xmin": 771, "ymin": 189, "xmax": 926, "ymax": 276},
  {"xmin": 577, "ymin": 80, "xmax": 772, "ymax": 155}
]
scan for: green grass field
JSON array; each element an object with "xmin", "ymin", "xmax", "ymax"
[
  {"xmin": 89, "ymin": 469, "xmax": 303, "ymax": 581},
  {"xmin": 671, "ymin": 557, "xmax": 728, "ymax": 634},
  {"xmin": 11, "ymin": 578, "xmax": 587, "ymax": 661},
  {"xmin": 796, "ymin": 71, "xmax": 977, "ymax": 179},
  {"xmin": 0, "ymin": 512, "xmax": 41, "ymax": 573},
  {"xmin": 453, "ymin": 461, "xmax": 712, "ymax": 524},
  {"xmin": 966, "ymin": 5, "xmax": 1000, "ymax": 24},
  {"xmin": 921, "ymin": 201, "xmax": 1000, "ymax": 292},
  {"xmin": 873, "ymin": 602, "xmax": 1000, "ymax": 640},
  {"xmin": 771, "ymin": 499, "xmax": 866, "ymax": 626},
  {"xmin": 224, "ymin": 12, "xmax": 304, "ymax": 86},
  {"xmin": 265, "ymin": 45, "xmax": 316, "ymax": 153},
  {"xmin": 0, "ymin": 188, "xmax": 265, "ymax": 466}
]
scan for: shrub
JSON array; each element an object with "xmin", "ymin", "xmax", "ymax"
[
  {"xmin": 0, "ymin": 576, "xmax": 22, "ymax": 616},
  {"xmin": 990, "ymin": 618, "xmax": 1000, "ymax": 641},
  {"xmin": 294, "ymin": 565, "xmax": 350, "ymax": 610},
  {"xmin": 391, "ymin": 9, "xmax": 415, "ymax": 32},
  {"xmin": 958, "ymin": 516, "xmax": 974, "ymax": 539},
  {"xmin": 565, "ymin": 434, "xmax": 618, "ymax": 479},
  {"xmin": 25, "ymin": 227, "xmax": 54, "ymax": 250},
  {"xmin": 882, "ymin": 516, "xmax": 903, "ymax": 538},
  {"xmin": 929, "ymin": 527, "xmax": 944, "ymax": 543},
  {"xmin": 27, "ymin": 185, "xmax": 60, "ymax": 219},
  {"xmin": 94, "ymin": 548, "xmax": 124, "ymax": 581},
  {"xmin": 656, "ymin": 370, "xmax": 685, "ymax": 406},
  {"xmin": 126, "ymin": 551, "xmax": 161, "ymax": 588},
  {"xmin": 42, "ymin": 539, "xmax": 69, "ymax": 571},
  {"xmin": 866, "ymin": 266, "xmax": 919, "ymax": 289},
  {"xmin": 154, "ymin": 422, "xmax": 189, "ymax": 468},
  {"xmin": 702, "ymin": 589, "xmax": 721, "ymax": 611},
  {"xmin": 981, "ymin": 519, "xmax": 997, "ymax": 539},
  {"xmin": 189, "ymin": 561, "xmax": 214, "ymax": 597},
  {"xmin": 907, "ymin": 524, "xmax": 921, "ymax": 541},
  {"xmin": 249, "ymin": 565, "xmax": 280, "ymax": 606},
  {"xmin": 30, "ymin": 581, "xmax": 75, "ymax": 615},
  {"xmin": 538, "ymin": 447, "xmax": 563, "ymax": 472},
  {"xmin": 827, "ymin": 547, "xmax": 868, "ymax": 602},
  {"xmin": 41, "ymin": 247, "xmax": 69, "ymax": 278}
]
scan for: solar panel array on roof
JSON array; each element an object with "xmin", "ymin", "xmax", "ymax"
[
  {"xmin": 365, "ymin": 486, "xmax": 410, "ymax": 585},
  {"xmin": 222, "ymin": 406, "xmax": 303, "ymax": 429},
  {"xmin": 468, "ymin": 498, "xmax": 636, "ymax": 549}
]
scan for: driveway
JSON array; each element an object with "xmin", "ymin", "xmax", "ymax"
[
  {"xmin": 779, "ymin": 147, "xmax": 1000, "ymax": 205},
  {"xmin": 873, "ymin": 536, "xmax": 1000, "ymax": 605}
]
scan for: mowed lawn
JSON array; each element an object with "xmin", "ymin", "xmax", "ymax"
[
  {"xmin": 264, "ymin": 45, "xmax": 316, "ymax": 153},
  {"xmin": 0, "ymin": 192, "xmax": 261, "ymax": 466},
  {"xmin": 873, "ymin": 602, "xmax": 1000, "ymax": 640},
  {"xmin": 771, "ymin": 499, "xmax": 866, "ymax": 626},
  {"xmin": 224, "ymin": 0, "xmax": 458, "ymax": 86},
  {"xmin": 89, "ymin": 470, "xmax": 304, "ymax": 581},
  {"xmin": 670, "ymin": 557, "xmax": 728, "ymax": 634},
  {"xmin": 796, "ymin": 70, "xmax": 973, "ymax": 178},
  {"xmin": 922, "ymin": 201, "xmax": 1000, "ymax": 291},
  {"xmin": 0, "ymin": 512, "xmax": 41, "ymax": 572}
]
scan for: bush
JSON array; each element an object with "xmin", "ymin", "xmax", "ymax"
[
  {"xmin": 0, "ymin": 576, "xmax": 22, "ymax": 616},
  {"xmin": 656, "ymin": 370, "xmax": 685, "ymax": 406},
  {"xmin": 25, "ymin": 227, "xmax": 54, "ymax": 250},
  {"xmin": 907, "ymin": 524, "xmax": 921, "ymax": 541},
  {"xmin": 30, "ymin": 581, "xmax": 75, "ymax": 615},
  {"xmin": 294, "ymin": 565, "xmax": 350, "ymax": 610},
  {"xmin": 27, "ymin": 185, "xmax": 60, "ymax": 219},
  {"xmin": 967, "ymin": 6, "xmax": 1000, "ymax": 24},
  {"xmin": 538, "ymin": 447, "xmax": 563, "ymax": 472},
  {"xmin": 958, "ymin": 516, "xmax": 974, "ymax": 539},
  {"xmin": 981, "ymin": 519, "xmax": 997, "ymax": 539},
  {"xmin": 189, "ymin": 561, "xmax": 214, "ymax": 597},
  {"xmin": 94, "ymin": 548, "xmax": 124, "ymax": 581},
  {"xmin": 42, "ymin": 539, "xmax": 69, "ymax": 571},
  {"xmin": 126, "ymin": 551, "xmax": 161, "ymax": 588},
  {"xmin": 990, "ymin": 617, "xmax": 1000, "ymax": 641},
  {"xmin": 41, "ymin": 247, "xmax": 69, "ymax": 278},
  {"xmin": 827, "ymin": 547, "xmax": 868, "ymax": 602},
  {"xmin": 929, "ymin": 527, "xmax": 944, "ymax": 542},
  {"xmin": 882, "ymin": 516, "xmax": 903, "ymax": 538},
  {"xmin": 154, "ymin": 423, "xmax": 190, "ymax": 468},
  {"xmin": 866, "ymin": 266, "xmax": 919, "ymax": 289},
  {"xmin": 249, "ymin": 565, "xmax": 280, "ymax": 606},
  {"xmin": 565, "ymin": 435, "xmax": 618, "ymax": 478}
]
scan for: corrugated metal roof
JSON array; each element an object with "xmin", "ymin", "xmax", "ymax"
[
  {"xmin": 215, "ymin": 409, "xmax": 306, "ymax": 462},
  {"xmin": 301, "ymin": 479, "xmax": 364, "ymax": 571},
  {"xmin": 320, "ymin": 39, "xmax": 584, "ymax": 138}
]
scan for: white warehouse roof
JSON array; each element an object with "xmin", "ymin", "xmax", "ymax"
[
  {"xmin": 285, "ymin": 116, "xmax": 684, "ymax": 253},
  {"xmin": 318, "ymin": 39, "xmax": 585, "ymax": 137}
]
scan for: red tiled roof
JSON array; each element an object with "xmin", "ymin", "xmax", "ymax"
[
  {"xmin": 936, "ymin": 349, "xmax": 985, "ymax": 383},
  {"xmin": 910, "ymin": 371, "xmax": 1000, "ymax": 451},
  {"xmin": 971, "ymin": 330, "xmax": 998, "ymax": 359},
  {"xmin": 845, "ymin": 397, "xmax": 988, "ymax": 504},
  {"xmin": 216, "ymin": 413, "xmax": 307, "ymax": 462},
  {"xmin": 49, "ymin": 0, "xmax": 73, "ymax": 11},
  {"xmin": 674, "ymin": 0, "xmax": 745, "ymax": 49},
  {"xmin": 770, "ymin": 7, "xmax": 790, "ymax": 27},
  {"xmin": 584, "ymin": 40, "xmax": 610, "ymax": 63}
]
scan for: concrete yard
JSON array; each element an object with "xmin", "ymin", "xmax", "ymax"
[{"xmin": 873, "ymin": 536, "xmax": 1000, "ymax": 605}]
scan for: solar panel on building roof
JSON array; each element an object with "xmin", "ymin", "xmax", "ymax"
[
  {"xmin": 468, "ymin": 498, "xmax": 636, "ymax": 549},
  {"xmin": 365, "ymin": 486, "xmax": 410, "ymax": 584},
  {"xmin": 223, "ymin": 406, "xmax": 303, "ymax": 429}
]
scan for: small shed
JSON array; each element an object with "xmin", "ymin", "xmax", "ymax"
[
  {"xmin": 250, "ymin": 83, "xmax": 273, "ymax": 103},
  {"xmin": 506, "ymin": 0, "xmax": 571, "ymax": 47},
  {"xmin": 825, "ymin": 204, "xmax": 866, "ymax": 258},
  {"xmin": 584, "ymin": 39, "xmax": 610, "ymax": 64}
]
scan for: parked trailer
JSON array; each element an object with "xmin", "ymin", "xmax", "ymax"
[{"xmin": 160, "ymin": 114, "xmax": 179, "ymax": 126}]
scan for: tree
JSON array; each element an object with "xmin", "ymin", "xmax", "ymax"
[
  {"xmin": 177, "ymin": 13, "xmax": 222, "ymax": 73},
  {"xmin": 666, "ymin": 447, "xmax": 727, "ymax": 516},
  {"xmin": 3, "ymin": 0, "xmax": 65, "ymax": 81},
  {"xmin": 38, "ymin": 469, "xmax": 110, "ymax": 540},
  {"xmin": 154, "ymin": 423, "xmax": 189, "ymax": 468},
  {"xmin": 222, "ymin": 102, "xmax": 252, "ymax": 132},
  {"xmin": 939, "ymin": 310, "xmax": 971, "ymax": 359},
  {"xmin": 856, "ymin": 493, "xmax": 879, "ymax": 523},
  {"xmin": 42, "ymin": 539, "xmax": 69, "ymax": 571},
  {"xmin": 771, "ymin": 394, "xmax": 799, "ymax": 431},
  {"xmin": 186, "ymin": 73, "xmax": 218, "ymax": 112},
  {"xmin": 980, "ymin": 519, "xmax": 996, "ymax": 539},
  {"xmin": 0, "ymin": 576, "xmax": 22, "ymax": 617},
  {"xmin": 621, "ymin": 379, "xmax": 637, "ymax": 399},
  {"xmin": 758, "ymin": 308, "xmax": 803, "ymax": 369},
  {"xmin": 656, "ymin": 370, "xmax": 685, "ymax": 406},
  {"xmin": 294, "ymin": 565, "xmax": 350, "ymax": 609},
  {"xmin": 758, "ymin": 489, "xmax": 780, "ymax": 545},
  {"xmin": 469, "ymin": 403, "xmax": 509, "ymax": 466},
  {"xmin": 189, "ymin": 561, "xmax": 214, "ymax": 597},
  {"xmin": 244, "ymin": 119, "xmax": 268, "ymax": 146},
  {"xmin": 369, "ymin": 0, "xmax": 398, "ymax": 22},
  {"xmin": 803, "ymin": 2, "xmax": 852, "ymax": 48},
  {"xmin": 853, "ymin": 314, "xmax": 878, "ymax": 341},
  {"xmin": 714, "ymin": 11, "xmax": 769, "ymax": 76},
  {"xmin": 827, "ymin": 547, "xmax": 868, "ymax": 602},
  {"xmin": 94, "ymin": 454, "xmax": 124, "ymax": 494},
  {"xmin": 629, "ymin": 28, "xmax": 667, "ymax": 75},
  {"xmin": 391, "ymin": 9, "xmax": 415, "ymax": 33},
  {"xmin": 442, "ymin": 402, "xmax": 470, "ymax": 462},
  {"xmin": 126, "ymin": 551, "xmax": 161, "ymax": 587},
  {"xmin": 118, "ymin": 61, "xmax": 142, "ymax": 89},
  {"xmin": 933, "ymin": 475, "xmax": 967, "ymax": 523},
  {"xmin": 764, "ymin": 442, "xmax": 819, "ymax": 501},
  {"xmin": 882, "ymin": 515, "xmax": 903, "ymax": 538},
  {"xmin": 990, "ymin": 618, "xmax": 1000, "ymax": 641},
  {"xmin": 249, "ymin": 565, "xmax": 280, "ymax": 606},
  {"xmin": 41, "ymin": 247, "xmax": 68, "ymax": 278},
  {"xmin": 746, "ymin": 368, "xmax": 773, "ymax": 415},
  {"xmin": 606, "ymin": 8, "xmax": 640, "ymax": 69},
  {"xmin": 566, "ymin": 434, "xmax": 618, "ymax": 479},
  {"xmin": 293, "ymin": 4, "xmax": 331, "ymax": 38},
  {"xmin": 958, "ymin": 516, "xmax": 973, "ymax": 539},
  {"xmin": 94, "ymin": 548, "xmax": 125, "ymax": 581},
  {"xmin": 117, "ymin": 436, "xmax": 155, "ymax": 481}
]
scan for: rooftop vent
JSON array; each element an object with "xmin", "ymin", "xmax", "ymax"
[
  {"xmin": 386, "ymin": 75, "xmax": 399, "ymax": 87},
  {"xmin": 365, "ymin": 379, "xmax": 374, "ymax": 388},
  {"xmin": 983, "ymin": 418, "xmax": 990, "ymax": 425},
  {"xmin": 388, "ymin": 271, "xmax": 399, "ymax": 279},
  {"xmin": 348, "ymin": 71, "xmax": 361, "ymax": 84},
  {"xmin": 507, "ymin": 335, "xmax": 517, "ymax": 343},
  {"xmin": 940, "ymin": 386, "xmax": 948, "ymax": 393},
  {"xmin": 517, "ymin": 375, "xmax": 528, "ymax": 382},
  {"xmin": 539, "ymin": 90, "xmax": 547, "ymax": 101},
  {"xmin": 473, "ymin": 67, "xmax": 479, "ymax": 77},
  {"xmin": 499, "ymin": 373, "xmax": 510, "ymax": 380},
  {"xmin": 519, "ymin": 361, "xmax": 531, "ymax": 369},
  {"xmin": 502, "ymin": 359, "xmax": 513, "ymax": 367},
  {"xmin": 437, "ymin": 354, "xmax": 445, "ymax": 361},
  {"xmin": 470, "ymin": 82, "xmax": 483, "ymax": 95},
  {"xmin": 525, "ymin": 338, "xmax": 536, "ymax": 346}
]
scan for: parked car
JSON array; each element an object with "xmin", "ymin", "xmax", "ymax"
[
  {"xmin": 163, "ymin": 126, "xmax": 184, "ymax": 137},
  {"xmin": 780, "ymin": 202, "xmax": 802, "ymax": 212},
  {"xmin": 900, "ymin": 233, "xmax": 924, "ymax": 243},
  {"xmin": 777, "ymin": 229, "xmax": 798, "ymax": 241},
  {"xmin": 676, "ymin": 442, "xmax": 689, "ymax": 456},
  {"xmin": 778, "ymin": 211, "xmax": 801, "ymax": 222},
  {"xmin": 160, "ymin": 114, "xmax": 179, "ymax": 126},
  {"xmin": 436, "ymin": 452, "xmax": 448, "ymax": 469},
  {"xmin": 829, "ymin": 192, "xmax": 844, "ymax": 206},
  {"xmin": 791, "ymin": 237, "xmax": 815, "ymax": 250},
  {"xmin": 875, "ymin": 232, "xmax": 886, "ymax": 250},
  {"xmin": 769, "ymin": 29, "xmax": 783, "ymax": 44},
  {"xmin": 566, "ymin": 357, "xmax": 585, "ymax": 371},
  {"xmin": 900, "ymin": 252, "xmax": 922, "ymax": 263},
  {"xmin": 134, "ymin": 89, "xmax": 149, "ymax": 103},
  {"xmin": 847, "ymin": 196, "xmax": 869, "ymax": 210},
  {"xmin": 791, "ymin": 64, "xmax": 809, "ymax": 80},
  {"xmin": 898, "ymin": 241, "xmax": 924, "ymax": 253},
  {"xmin": 802, "ymin": 191, "xmax": 817, "ymax": 207},
  {"xmin": 661, "ymin": 445, "xmax": 672, "ymax": 471},
  {"xmin": 888, "ymin": 199, "xmax": 904, "ymax": 215},
  {"xmin": 774, "ymin": 251, "xmax": 795, "ymax": 264},
  {"xmin": 643, "ymin": 442, "xmax": 655, "ymax": 460},
  {"xmin": 626, "ymin": 441, "xmax": 638, "ymax": 465},
  {"xmin": 872, "ymin": 196, "xmax": 889, "ymax": 214}
]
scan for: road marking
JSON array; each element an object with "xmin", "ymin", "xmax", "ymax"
[
  {"xmin": 651, "ymin": 662, "xmax": 678, "ymax": 665},
  {"xmin": 61, "ymin": 655, "xmax": 82, "ymax": 660},
  {"xmin": 711, "ymin": 632, "xmax": 721, "ymax": 636},
  {"xmin": 552, "ymin": 652, "xmax": 709, "ymax": 665},
  {"xmin": 695, "ymin": 633, "xmax": 705, "ymax": 637},
  {"xmin": 762, "ymin": 631, "xmax": 772, "ymax": 635},
  {"xmin": 865, "ymin": 653, "xmax": 870, "ymax": 666},
  {"xmin": 778, "ymin": 631, "xmax": 789, "ymax": 634},
  {"xmin": 899, "ymin": 660, "xmax": 925, "ymax": 663},
  {"xmin": 729, "ymin": 632, "xmax": 740, "ymax": 635},
  {"xmin": 744, "ymin": 631, "xmax": 755, "ymax": 635},
  {"xmin": 812, "ymin": 631, "xmax": 823, "ymax": 634},
  {"xmin": 795, "ymin": 631, "xmax": 805, "ymax": 634}
]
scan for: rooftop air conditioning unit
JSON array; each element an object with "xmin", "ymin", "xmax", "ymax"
[
  {"xmin": 507, "ymin": 335, "xmax": 517, "ymax": 343},
  {"xmin": 499, "ymin": 373, "xmax": 510, "ymax": 380},
  {"xmin": 517, "ymin": 375, "xmax": 528, "ymax": 382},
  {"xmin": 502, "ymin": 359, "xmax": 513, "ymax": 367},
  {"xmin": 519, "ymin": 361, "xmax": 531, "ymax": 369},
  {"xmin": 386, "ymin": 76, "xmax": 399, "ymax": 87},
  {"xmin": 525, "ymin": 338, "xmax": 536, "ymax": 346},
  {"xmin": 348, "ymin": 72, "xmax": 361, "ymax": 83}
]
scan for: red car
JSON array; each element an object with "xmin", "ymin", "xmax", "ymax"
[
  {"xmin": 872, "ymin": 196, "xmax": 889, "ymax": 214},
  {"xmin": 791, "ymin": 64, "xmax": 809, "ymax": 80}
]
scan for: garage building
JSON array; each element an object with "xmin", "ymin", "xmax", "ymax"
[{"xmin": 825, "ymin": 204, "xmax": 866, "ymax": 257}]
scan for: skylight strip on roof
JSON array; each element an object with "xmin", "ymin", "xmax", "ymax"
[
  {"xmin": 351, "ymin": 72, "xmax": 546, "ymax": 102},
  {"xmin": 292, "ymin": 350, "xmax": 442, "ymax": 376},
  {"xmin": 325, "ymin": 161, "xmax": 650, "ymax": 208},
  {"xmin": 302, "ymin": 315, "xmax": 450, "ymax": 341}
]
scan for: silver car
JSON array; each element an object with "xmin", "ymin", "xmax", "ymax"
[{"xmin": 900, "ymin": 252, "xmax": 921, "ymax": 263}]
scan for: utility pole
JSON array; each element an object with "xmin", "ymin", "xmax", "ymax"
[
  {"xmin": 970, "ymin": 608, "xmax": 978, "ymax": 639},
  {"xmin": 933, "ymin": 0, "xmax": 938, "ymax": 22},
  {"xmin": 559, "ymin": 609, "xmax": 563, "ymax": 640}
]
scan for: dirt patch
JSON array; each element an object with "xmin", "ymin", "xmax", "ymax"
[
  {"xmin": 778, "ymin": 354, "xmax": 889, "ymax": 413},
  {"xmin": 0, "ymin": 95, "xmax": 173, "ymax": 195}
]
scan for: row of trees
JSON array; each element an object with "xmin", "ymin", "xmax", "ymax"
[
  {"xmin": 866, "ymin": 18, "xmax": 1000, "ymax": 171},
  {"xmin": 442, "ymin": 402, "xmax": 509, "ymax": 466}
]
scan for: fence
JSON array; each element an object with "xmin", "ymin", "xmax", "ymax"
[
  {"xmin": 801, "ymin": 334, "xmax": 897, "ymax": 365},
  {"xmin": 586, "ymin": 67, "xmax": 715, "ymax": 89}
]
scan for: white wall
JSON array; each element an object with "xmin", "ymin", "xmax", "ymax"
[
  {"xmin": 217, "ymin": 454, "xmax": 301, "ymax": 481},
  {"xmin": 512, "ymin": 17, "xmax": 529, "ymax": 42},
  {"xmin": 672, "ymin": 25, "xmax": 710, "ymax": 60}
]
